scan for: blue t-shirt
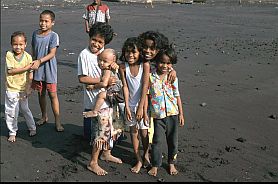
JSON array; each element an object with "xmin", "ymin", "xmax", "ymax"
[{"xmin": 32, "ymin": 29, "xmax": 59, "ymax": 83}]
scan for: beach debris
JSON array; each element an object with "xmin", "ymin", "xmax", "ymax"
[
  {"xmin": 236, "ymin": 137, "xmax": 246, "ymax": 143},
  {"xmin": 268, "ymin": 114, "xmax": 277, "ymax": 120},
  {"xmin": 200, "ymin": 102, "xmax": 207, "ymax": 107},
  {"xmin": 157, "ymin": 178, "xmax": 165, "ymax": 182},
  {"xmin": 225, "ymin": 146, "xmax": 240, "ymax": 152},
  {"xmin": 172, "ymin": 0, "xmax": 193, "ymax": 4},
  {"xmin": 198, "ymin": 152, "xmax": 209, "ymax": 158}
]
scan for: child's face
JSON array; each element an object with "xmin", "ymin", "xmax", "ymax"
[
  {"xmin": 97, "ymin": 51, "xmax": 115, "ymax": 70},
  {"xmin": 157, "ymin": 54, "xmax": 172, "ymax": 75},
  {"xmin": 39, "ymin": 14, "xmax": 54, "ymax": 32},
  {"xmin": 142, "ymin": 39, "xmax": 159, "ymax": 61},
  {"xmin": 11, "ymin": 36, "xmax": 26, "ymax": 56},
  {"xmin": 124, "ymin": 46, "xmax": 140, "ymax": 65},
  {"xmin": 89, "ymin": 34, "xmax": 105, "ymax": 54}
]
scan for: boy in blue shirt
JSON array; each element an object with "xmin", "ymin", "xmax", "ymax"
[{"xmin": 31, "ymin": 10, "xmax": 64, "ymax": 132}]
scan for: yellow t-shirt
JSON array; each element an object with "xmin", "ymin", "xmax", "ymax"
[{"xmin": 6, "ymin": 51, "xmax": 33, "ymax": 92}]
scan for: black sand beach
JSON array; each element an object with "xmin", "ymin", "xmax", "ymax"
[{"xmin": 1, "ymin": 0, "xmax": 278, "ymax": 182}]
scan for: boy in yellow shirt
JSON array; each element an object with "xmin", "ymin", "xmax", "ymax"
[{"xmin": 5, "ymin": 31, "xmax": 36, "ymax": 142}]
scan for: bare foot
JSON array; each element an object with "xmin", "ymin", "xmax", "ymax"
[
  {"xmin": 148, "ymin": 167, "xmax": 158, "ymax": 176},
  {"xmin": 169, "ymin": 164, "xmax": 178, "ymax": 175},
  {"xmin": 100, "ymin": 154, "xmax": 122, "ymax": 164},
  {"xmin": 56, "ymin": 124, "xmax": 64, "ymax": 132},
  {"xmin": 8, "ymin": 135, "xmax": 16, "ymax": 143},
  {"xmin": 130, "ymin": 161, "xmax": 142, "ymax": 173},
  {"xmin": 36, "ymin": 117, "xmax": 48, "ymax": 126},
  {"xmin": 83, "ymin": 111, "xmax": 98, "ymax": 118},
  {"xmin": 87, "ymin": 163, "xmax": 108, "ymax": 176},
  {"xmin": 29, "ymin": 130, "xmax": 37, "ymax": 137}
]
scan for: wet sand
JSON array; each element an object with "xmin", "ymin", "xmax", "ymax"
[{"xmin": 1, "ymin": 0, "xmax": 278, "ymax": 182}]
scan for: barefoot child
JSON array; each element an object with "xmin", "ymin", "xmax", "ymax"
[
  {"xmin": 138, "ymin": 31, "xmax": 177, "ymax": 144},
  {"xmin": 77, "ymin": 22, "xmax": 122, "ymax": 176},
  {"xmin": 146, "ymin": 45, "xmax": 185, "ymax": 176},
  {"xmin": 30, "ymin": 10, "xmax": 64, "ymax": 132},
  {"xmin": 5, "ymin": 31, "xmax": 37, "ymax": 143},
  {"xmin": 119, "ymin": 37, "xmax": 150, "ymax": 173}
]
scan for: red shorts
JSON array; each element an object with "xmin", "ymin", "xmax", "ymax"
[{"xmin": 31, "ymin": 80, "xmax": 57, "ymax": 93}]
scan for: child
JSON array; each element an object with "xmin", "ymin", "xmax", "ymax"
[
  {"xmin": 82, "ymin": 48, "xmax": 123, "ymax": 118},
  {"xmin": 146, "ymin": 46, "xmax": 185, "ymax": 177},
  {"xmin": 138, "ymin": 31, "xmax": 177, "ymax": 144},
  {"xmin": 30, "ymin": 10, "xmax": 64, "ymax": 132},
  {"xmin": 83, "ymin": 0, "xmax": 110, "ymax": 33},
  {"xmin": 77, "ymin": 22, "xmax": 122, "ymax": 176},
  {"xmin": 119, "ymin": 37, "xmax": 150, "ymax": 173},
  {"xmin": 5, "ymin": 31, "xmax": 37, "ymax": 143}
]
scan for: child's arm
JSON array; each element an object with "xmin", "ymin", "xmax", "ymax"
[
  {"xmin": 168, "ymin": 67, "xmax": 177, "ymax": 84},
  {"xmin": 7, "ymin": 63, "xmax": 33, "ymax": 75},
  {"xmin": 89, "ymin": 69, "xmax": 111, "ymax": 90},
  {"xmin": 136, "ymin": 62, "xmax": 150, "ymax": 121},
  {"xmin": 143, "ymin": 93, "xmax": 149, "ymax": 126},
  {"xmin": 85, "ymin": 19, "xmax": 90, "ymax": 33},
  {"xmin": 119, "ymin": 64, "xmax": 132, "ymax": 122},
  {"xmin": 26, "ymin": 70, "xmax": 33, "ymax": 96},
  {"xmin": 176, "ymin": 96, "xmax": 185, "ymax": 127},
  {"xmin": 31, "ymin": 47, "xmax": 57, "ymax": 70},
  {"xmin": 78, "ymin": 75, "xmax": 100, "ymax": 85}
]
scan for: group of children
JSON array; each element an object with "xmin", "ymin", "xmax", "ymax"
[{"xmin": 5, "ymin": 7, "xmax": 185, "ymax": 178}]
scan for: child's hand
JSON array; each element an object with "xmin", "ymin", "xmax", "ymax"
[
  {"xmin": 168, "ymin": 69, "xmax": 177, "ymax": 84},
  {"xmin": 179, "ymin": 114, "xmax": 185, "ymax": 127},
  {"xmin": 135, "ymin": 107, "xmax": 143, "ymax": 122},
  {"xmin": 108, "ymin": 76, "xmax": 117, "ymax": 86},
  {"xmin": 143, "ymin": 113, "xmax": 149, "ymax": 127},
  {"xmin": 31, "ymin": 59, "xmax": 41, "ymax": 70},
  {"xmin": 86, "ymin": 84, "xmax": 94, "ymax": 90},
  {"xmin": 110, "ymin": 62, "xmax": 119, "ymax": 71},
  {"xmin": 125, "ymin": 107, "xmax": 132, "ymax": 122},
  {"xmin": 25, "ymin": 87, "xmax": 33, "ymax": 97}
]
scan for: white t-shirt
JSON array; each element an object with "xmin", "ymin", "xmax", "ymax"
[
  {"xmin": 125, "ymin": 62, "xmax": 143, "ymax": 112},
  {"xmin": 77, "ymin": 47, "xmax": 109, "ymax": 110}
]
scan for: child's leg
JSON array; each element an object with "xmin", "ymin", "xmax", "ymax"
[
  {"xmin": 87, "ymin": 144, "xmax": 108, "ymax": 176},
  {"xmin": 130, "ymin": 125, "xmax": 143, "ymax": 173},
  {"xmin": 5, "ymin": 91, "xmax": 20, "ymax": 142},
  {"xmin": 140, "ymin": 128, "xmax": 150, "ymax": 167},
  {"xmin": 148, "ymin": 118, "xmax": 164, "ymax": 176},
  {"xmin": 37, "ymin": 88, "xmax": 48, "ymax": 125},
  {"xmin": 48, "ymin": 91, "xmax": 64, "ymax": 132},
  {"xmin": 100, "ymin": 149, "xmax": 122, "ymax": 164},
  {"xmin": 83, "ymin": 91, "xmax": 107, "ymax": 118},
  {"xmin": 19, "ymin": 96, "xmax": 36, "ymax": 136},
  {"xmin": 166, "ymin": 115, "xmax": 179, "ymax": 175}
]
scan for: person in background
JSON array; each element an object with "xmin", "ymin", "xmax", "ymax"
[{"xmin": 82, "ymin": 0, "xmax": 110, "ymax": 34}]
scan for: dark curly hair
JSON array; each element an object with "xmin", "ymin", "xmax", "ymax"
[
  {"xmin": 155, "ymin": 44, "xmax": 177, "ymax": 65},
  {"xmin": 138, "ymin": 31, "xmax": 169, "ymax": 51},
  {"xmin": 119, "ymin": 37, "xmax": 143, "ymax": 63},
  {"xmin": 89, "ymin": 22, "xmax": 114, "ymax": 45}
]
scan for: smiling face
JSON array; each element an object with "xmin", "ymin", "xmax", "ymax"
[
  {"xmin": 39, "ymin": 14, "xmax": 54, "ymax": 33},
  {"xmin": 156, "ymin": 54, "xmax": 172, "ymax": 75},
  {"xmin": 142, "ymin": 39, "xmax": 159, "ymax": 61},
  {"xmin": 124, "ymin": 46, "xmax": 140, "ymax": 65},
  {"xmin": 11, "ymin": 35, "xmax": 26, "ymax": 56},
  {"xmin": 89, "ymin": 34, "xmax": 105, "ymax": 54}
]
